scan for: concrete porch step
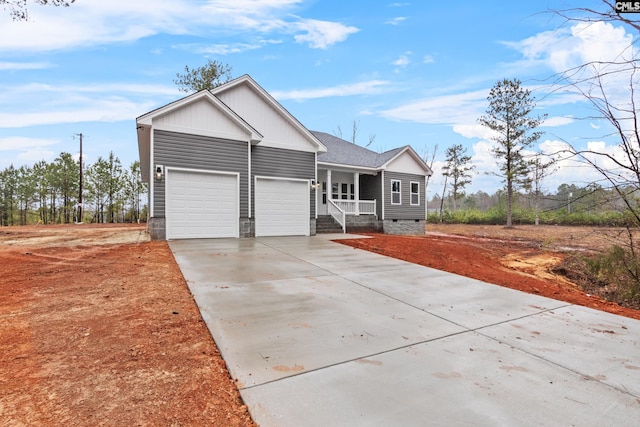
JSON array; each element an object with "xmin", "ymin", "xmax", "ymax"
[{"xmin": 316, "ymin": 216, "xmax": 343, "ymax": 233}]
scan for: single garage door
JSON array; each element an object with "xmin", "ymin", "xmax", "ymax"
[
  {"xmin": 166, "ymin": 169, "xmax": 238, "ymax": 239},
  {"xmin": 255, "ymin": 177, "xmax": 309, "ymax": 237}
]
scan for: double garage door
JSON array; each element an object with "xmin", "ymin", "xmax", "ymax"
[{"xmin": 165, "ymin": 170, "xmax": 309, "ymax": 239}]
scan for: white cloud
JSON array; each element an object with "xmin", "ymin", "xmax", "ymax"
[
  {"xmin": 0, "ymin": 81, "xmax": 179, "ymax": 127},
  {"xmin": 453, "ymin": 124, "xmax": 495, "ymax": 140},
  {"xmin": 506, "ymin": 22, "xmax": 634, "ymax": 74},
  {"xmin": 380, "ymin": 88, "xmax": 488, "ymax": 125},
  {"xmin": 18, "ymin": 148, "xmax": 57, "ymax": 163},
  {"xmin": 0, "ymin": 136, "xmax": 58, "ymax": 151},
  {"xmin": 293, "ymin": 18, "xmax": 359, "ymax": 49},
  {"xmin": 0, "ymin": 137, "xmax": 59, "ymax": 168},
  {"xmin": 386, "ymin": 17, "xmax": 407, "ymax": 25},
  {"xmin": 392, "ymin": 53, "xmax": 411, "ymax": 67},
  {"xmin": 177, "ymin": 42, "xmax": 265, "ymax": 55},
  {"xmin": 542, "ymin": 116, "xmax": 574, "ymax": 127},
  {"xmin": 0, "ymin": 98, "xmax": 158, "ymax": 128},
  {"xmin": 471, "ymin": 140, "xmax": 498, "ymax": 174},
  {"xmin": 0, "ymin": 0, "xmax": 357, "ymax": 52},
  {"xmin": 2, "ymin": 82, "xmax": 179, "ymax": 96},
  {"xmin": 0, "ymin": 62, "xmax": 52, "ymax": 71},
  {"xmin": 423, "ymin": 55, "xmax": 435, "ymax": 64},
  {"xmin": 271, "ymin": 80, "xmax": 390, "ymax": 101}
]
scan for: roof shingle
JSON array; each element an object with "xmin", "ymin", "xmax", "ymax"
[{"xmin": 313, "ymin": 131, "xmax": 410, "ymax": 169}]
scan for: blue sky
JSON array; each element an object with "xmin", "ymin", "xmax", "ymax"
[{"xmin": 1, "ymin": 0, "xmax": 637, "ymax": 198}]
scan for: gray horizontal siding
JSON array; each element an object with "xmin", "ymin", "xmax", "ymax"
[
  {"xmin": 383, "ymin": 171, "xmax": 426, "ymax": 220},
  {"xmin": 251, "ymin": 145, "xmax": 315, "ymax": 217},
  {"xmin": 359, "ymin": 174, "xmax": 382, "ymax": 217},
  {"xmin": 153, "ymin": 129, "xmax": 248, "ymax": 217}
]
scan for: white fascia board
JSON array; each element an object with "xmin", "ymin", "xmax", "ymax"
[{"xmin": 317, "ymin": 161, "xmax": 379, "ymax": 174}]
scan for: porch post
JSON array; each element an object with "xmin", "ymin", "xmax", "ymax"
[
  {"xmin": 327, "ymin": 169, "xmax": 332, "ymax": 201},
  {"xmin": 354, "ymin": 172, "xmax": 360, "ymax": 215}
]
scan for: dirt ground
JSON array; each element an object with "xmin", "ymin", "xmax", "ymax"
[
  {"xmin": 0, "ymin": 224, "xmax": 255, "ymax": 427},
  {"xmin": 338, "ymin": 224, "xmax": 640, "ymax": 321},
  {"xmin": 3, "ymin": 223, "xmax": 640, "ymax": 426}
]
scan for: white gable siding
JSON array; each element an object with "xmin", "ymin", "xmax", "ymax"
[
  {"xmin": 217, "ymin": 83, "xmax": 317, "ymax": 153},
  {"xmin": 386, "ymin": 151, "xmax": 426, "ymax": 175},
  {"xmin": 154, "ymin": 98, "xmax": 251, "ymax": 142}
]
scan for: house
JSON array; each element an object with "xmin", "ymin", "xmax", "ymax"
[{"xmin": 136, "ymin": 75, "xmax": 432, "ymax": 240}]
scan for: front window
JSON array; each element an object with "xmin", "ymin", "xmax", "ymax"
[
  {"xmin": 410, "ymin": 181, "xmax": 420, "ymax": 205},
  {"xmin": 391, "ymin": 180, "xmax": 401, "ymax": 205},
  {"xmin": 322, "ymin": 181, "xmax": 327, "ymax": 204}
]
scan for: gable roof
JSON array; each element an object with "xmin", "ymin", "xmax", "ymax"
[
  {"xmin": 211, "ymin": 75, "xmax": 326, "ymax": 153},
  {"xmin": 136, "ymin": 75, "xmax": 327, "ymax": 181},
  {"xmin": 136, "ymin": 89, "xmax": 263, "ymax": 142},
  {"xmin": 313, "ymin": 131, "xmax": 432, "ymax": 175}
]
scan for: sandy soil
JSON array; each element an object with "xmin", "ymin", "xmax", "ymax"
[
  {"xmin": 3, "ymin": 223, "xmax": 639, "ymax": 426},
  {"xmin": 0, "ymin": 224, "xmax": 255, "ymax": 427}
]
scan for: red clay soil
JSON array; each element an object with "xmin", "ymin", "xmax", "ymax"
[
  {"xmin": 0, "ymin": 224, "xmax": 255, "ymax": 426},
  {"xmin": 3, "ymin": 223, "xmax": 639, "ymax": 425},
  {"xmin": 338, "ymin": 232, "xmax": 640, "ymax": 321}
]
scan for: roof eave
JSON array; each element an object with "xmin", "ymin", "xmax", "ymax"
[{"xmin": 317, "ymin": 161, "xmax": 380, "ymax": 173}]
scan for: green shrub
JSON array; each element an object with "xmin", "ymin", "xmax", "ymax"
[
  {"xmin": 427, "ymin": 208, "xmax": 631, "ymax": 227},
  {"xmin": 583, "ymin": 244, "xmax": 640, "ymax": 308}
]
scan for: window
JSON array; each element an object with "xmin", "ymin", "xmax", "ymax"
[
  {"xmin": 322, "ymin": 182, "xmax": 327, "ymax": 204},
  {"xmin": 332, "ymin": 183, "xmax": 338, "ymax": 200},
  {"xmin": 341, "ymin": 183, "xmax": 348, "ymax": 199},
  {"xmin": 410, "ymin": 181, "xmax": 420, "ymax": 205},
  {"xmin": 391, "ymin": 180, "xmax": 401, "ymax": 205},
  {"xmin": 350, "ymin": 184, "xmax": 355, "ymax": 200}
]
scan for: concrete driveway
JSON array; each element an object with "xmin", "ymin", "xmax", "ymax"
[{"xmin": 170, "ymin": 235, "xmax": 640, "ymax": 426}]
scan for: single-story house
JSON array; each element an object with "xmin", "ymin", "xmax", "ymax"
[{"xmin": 136, "ymin": 74, "xmax": 433, "ymax": 240}]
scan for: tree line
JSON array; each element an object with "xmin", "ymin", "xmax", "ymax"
[
  {"xmin": 0, "ymin": 152, "xmax": 146, "ymax": 226},
  {"xmin": 429, "ymin": 183, "xmax": 635, "ymax": 227}
]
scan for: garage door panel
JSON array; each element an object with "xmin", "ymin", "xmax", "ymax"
[
  {"xmin": 255, "ymin": 178, "xmax": 309, "ymax": 237},
  {"xmin": 166, "ymin": 170, "xmax": 238, "ymax": 239}
]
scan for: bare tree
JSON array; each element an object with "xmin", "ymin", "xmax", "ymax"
[
  {"xmin": 1, "ymin": 0, "xmax": 74, "ymax": 21},
  {"xmin": 552, "ymin": 0, "xmax": 640, "ymax": 32},
  {"xmin": 548, "ymin": 2, "xmax": 640, "ymax": 304},
  {"xmin": 350, "ymin": 120, "xmax": 359, "ymax": 143},
  {"xmin": 333, "ymin": 120, "xmax": 376, "ymax": 146},
  {"xmin": 366, "ymin": 133, "xmax": 376, "ymax": 148},
  {"xmin": 548, "ymin": 3, "xmax": 640, "ymax": 223},
  {"xmin": 529, "ymin": 152, "xmax": 556, "ymax": 225}
]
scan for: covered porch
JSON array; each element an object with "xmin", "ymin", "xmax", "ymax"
[{"xmin": 316, "ymin": 168, "xmax": 379, "ymax": 233}]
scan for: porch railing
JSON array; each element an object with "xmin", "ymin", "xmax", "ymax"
[
  {"xmin": 331, "ymin": 200, "xmax": 377, "ymax": 216},
  {"xmin": 327, "ymin": 199, "xmax": 346, "ymax": 233}
]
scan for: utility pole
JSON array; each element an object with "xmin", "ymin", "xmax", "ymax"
[{"xmin": 75, "ymin": 133, "xmax": 83, "ymax": 223}]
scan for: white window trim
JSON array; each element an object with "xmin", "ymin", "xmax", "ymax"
[
  {"xmin": 391, "ymin": 179, "xmax": 402, "ymax": 205},
  {"xmin": 410, "ymin": 181, "xmax": 420, "ymax": 206}
]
